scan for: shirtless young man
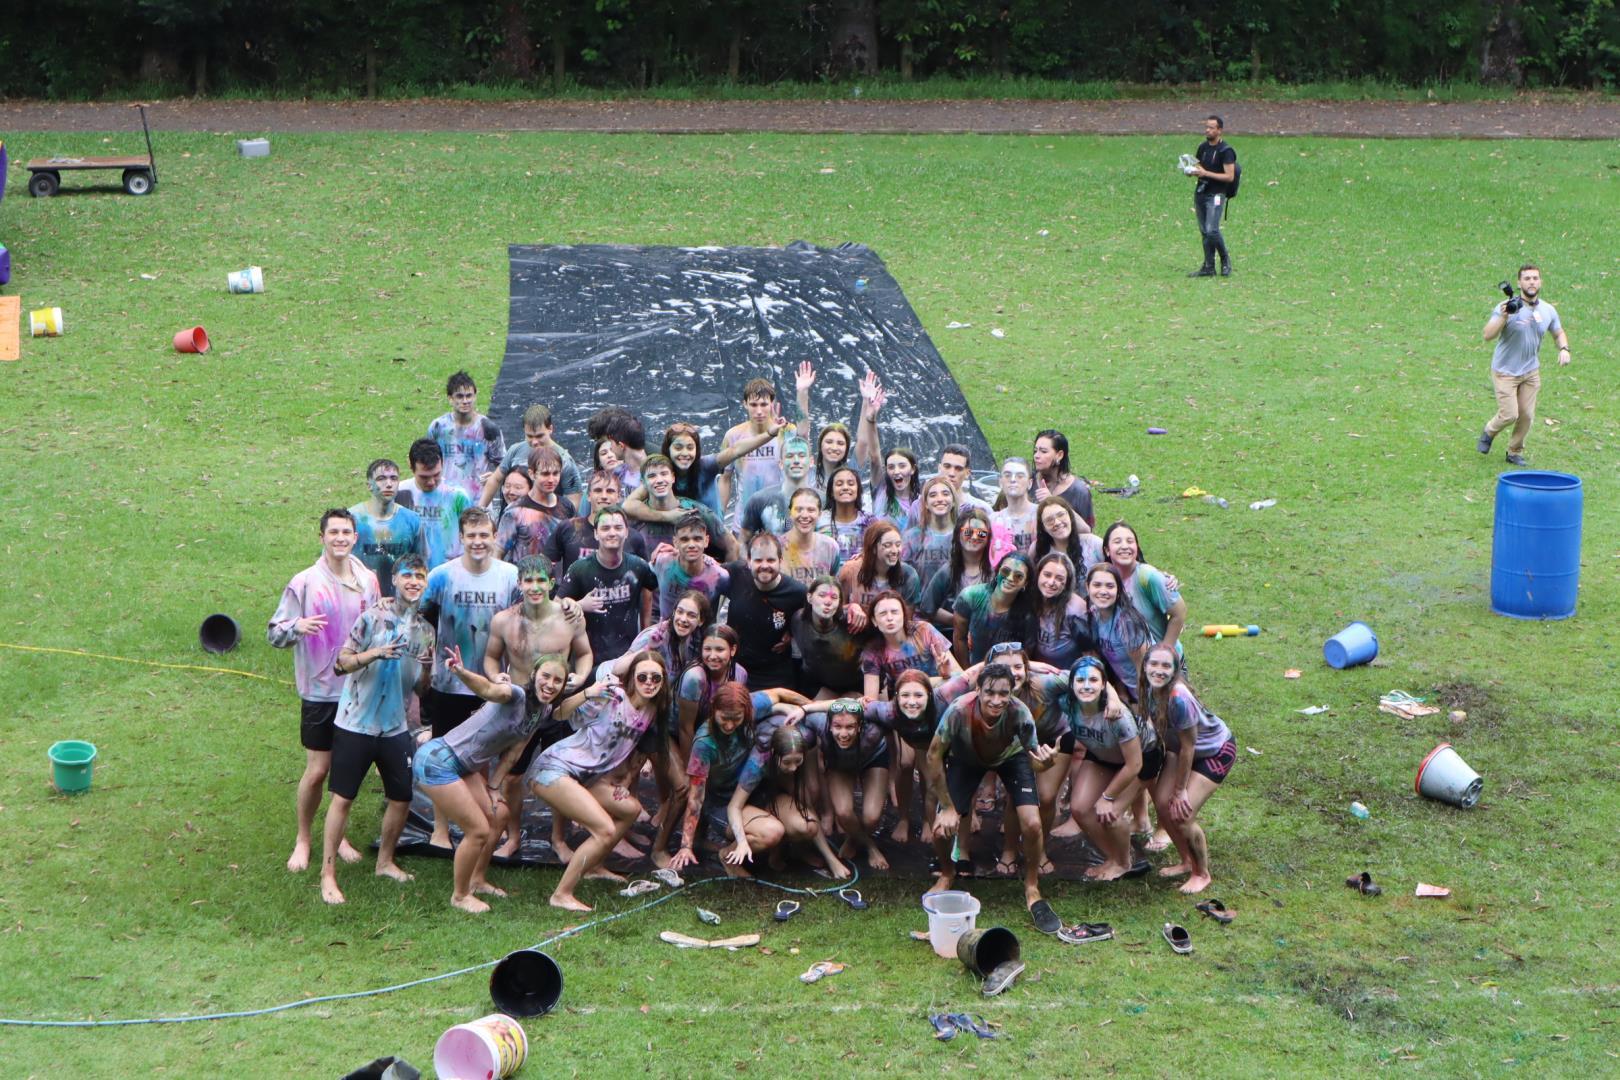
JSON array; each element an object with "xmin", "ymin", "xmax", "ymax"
[{"xmin": 484, "ymin": 556, "xmax": 593, "ymax": 859}]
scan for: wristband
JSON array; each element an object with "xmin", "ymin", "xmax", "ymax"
[{"xmin": 1101, "ymin": 794, "xmax": 1115, "ymax": 802}]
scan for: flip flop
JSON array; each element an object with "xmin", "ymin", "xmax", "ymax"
[
  {"xmin": 1162, "ymin": 923, "xmax": 1193, "ymax": 955},
  {"xmin": 981, "ymin": 959, "xmax": 1026, "ymax": 996},
  {"xmin": 652, "ymin": 867, "xmax": 685, "ymax": 888},
  {"xmin": 946, "ymin": 1013, "xmax": 1002, "ymax": 1039},
  {"xmin": 1195, "ymin": 899, "xmax": 1235, "ymax": 925},
  {"xmin": 1028, "ymin": 898, "xmax": 1062, "ymax": 935},
  {"xmin": 954, "ymin": 859, "xmax": 977, "ymax": 880},
  {"xmin": 838, "ymin": 888, "xmax": 869, "ymax": 911},
  {"xmin": 774, "ymin": 899, "xmax": 802, "ymax": 922},
  {"xmin": 1057, "ymin": 921, "xmax": 1114, "ymax": 944},
  {"xmin": 1345, "ymin": 871, "xmax": 1382, "ymax": 897},
  {"xmin": 798, "ymin": 961, "xmax": 847, "ymax": 984},
  {"xmin": 619, "ymin": 879, "xmax": 660, "ymax": 898},
  {"xmin": 1120, "ymin": 860, "xmax": 1152, "ymax": 879},
  {"xmin": 992, "ymin": 857, "xmax": 1020, "ymax": 879},
  {"xmin": 928, "ymin": 1013, "xmax": 959, "ymax": 1042}
]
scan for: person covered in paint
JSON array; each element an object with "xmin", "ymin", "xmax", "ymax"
[
  {"xmin": 526, "ymin": 650, "xmax": 669, "ymax": 911},
  {"xmin": 779, "ymin": 488, "xmax": 842, "ymax": 588},
  {"xmin": 557, "ymin": 504, "xmax": 658, "ymax": 666},
  {"xmin": 481, "ymin": 403, "xmax": 584, "ymax": 516},
  {"xmin": 837, "ymin": 519, "xmax": 921, "ymax": 613},
  {"xmin": 626, "ymin": 419, "xmax": 790, "ymax": 531},
  {"xmin": 587, "ymin": 406, "xmax": 648, "ymax": 496},
  {"xmin": 952, "ymin": 551, "xmax": 1037, "ymax": 666},
  {"xmin": 739, "ymin": 435, "xmax": 814, "ymax": 547},
  {"xmin": 819, "ymin": 465, "xmax": 875, "ymax": 565},
  {"xmin": 793, "ymin": 361, "xmax": 877, "ymax": 493},
  {"xmin": 789, "ymin": 575, "xmax": 867, "ymax": 700},
  {"xmin": 428, "ymin": 370, "xmax": 506, "ymax": 503},
  {"xmin": 495, "ymin": 445, "xmax": 574, "ymax": 563},
  {"xmin": 923, "ymin": 661, "xmax": 1062, "ymax": 933},
  {"xmin": 1031, "ymin": 429, "xmax": 1094, "ymax": 530},
  {"xmin": 902, "ymin": 477, "xmax": 958, "ymax": 596},
  {"xmin": 1139, "ymin": 643, "xmax": 1235, "ymax": 896},
  {"xmin": 482, "ymin": 555, "xmax": 593, "ymax": 859},
  {"xmin": 990, "ymin": 457, "xmax": 1039, "ymax": 556},
  {"xmin": 396, "ymin": 438, "xmax": 472, "ymax": 570},
  {"xmin": 1083, "ymin": 561, "xmax": 1154, "ymax": 700},
  {"xmin": 1028, "ymin": 552, "xmax": 1096, "ymax": 670},
  {"xmin": 729, "ymin": 724, "xmax": 851, "ymax": 880},
  {"xmin": 675, "ymin": 624, "xmax": 747, "ymax": 755},
  {"xmin": 420, "ymin": 506, "xmax": 521, "ymax": 848},
  {"xmin": 1061, "ymin": 654, "xmax": 1161, "ymax": 882},
  {"xmin": 320, "ymin": 555, "xmax": 435, "ymax": 905},
  {"xmin": 648, "ymin": 511, "xmax": 731, "ymax": 620},
  {"xmin": 414, "ymin": 646, "xmax": 575, "ymax": 913},
  {"xmin": 719, "ymin": 376, "xmax": 789, "ymax": 529},
  {"xmin": 268, "ymin": 507, "xmax": 381, "ymax": 874},
  {"xmin": 544, "ymin": 469, "xmax": 651, "ymax": 572},
  {"xmin": 860, "ymin": 590, "xmax": 956, "ymax": 700},
  {"xmin": 348, "ymin": 458, "xmax": 424, "ymax": 599},
  {"xmin": 919, "ymin": 505, "xmax": 994, "ymax": 635},
  {"xmin": 620, "ymin": 454, "xmax": 732, "ymax": 559},
  {"xmin": 1102, "ymin": 521, "xmax": 1187, "ymax": 656},
  {"xmin": 718, "ymin": 532, "xmax": 807, "ymax": 693},
  {"xmin": 791, "ymin": 697, "xmax": 895, "ymax": 870},
  {"xmin": 862, "ymin": 666, "xmax": 975, "ymax": 846}
]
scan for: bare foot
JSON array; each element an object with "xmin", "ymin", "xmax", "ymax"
[
  {"xmin": 553, "ymin": 838, "xmax": 575, "ymax": 863},
  {"xmin": 1038, "ymin": 859, "xmax": 1056, "ymax": 877},
  {"xmin": 1050, "ymin": 818, "xmax": 1083, "ymax": 839},
  {"xmin": 493, "ymin": 835, "xmax": 520, "ymax": 860},
  {"xmin": 584, "ymin": 866, "xmax": 627, "ymax": 883},
  {"xmin": 866, "ymin": 846, "xmax": 890, "ymax": 872},
  {"xmin": 320, "ymin": 877, "xmax": 345, "ymax": 905},
  {"xmin": 375, "ymin": 863, "xmax": 414, "ymax": 883},
  {"xmin": 651, "ymin": 849, "xmax": 673, "ymax": 869},
  {"xmin": 1179, "ymin": 872, "xmax": 1213, "ymax": 895},
  {"xmin": 1146, "ymin": 830, "xmax": 1173, "ymax": 853},
  {"xmin": 924, "ymin": 874, "xmax": 955, "ymax": 896},
  {"xmin": 890, "ymin": 821, "xmax": 911, "ymax": 845},
  {"xmin": 612, "ymin": 837, "xmax": 645, "ymax": 861},
  {"xmin": 472, "ymin": 881, "xmax": 509, "ymax": 897},
  {"xmin": 1158, "ymin": 863, "xmax": 1193, "ymax": 879},
  {"xmin": 549, "ymin": 893, "xmax": 592, "ymax": 913},
  {"xmin": 452, "ymin": 894, "xmax": 492, "ymax": 914},
  {"xmin": 337, "ymin": 838, "xmax": 363, "ymax": 865},
  {"xmin": 286, "ymin": 842, "xmax": 311, "ymax": 873},
  {"xmin": 1084, "ymin": 861, "xmax": 1130, "ymax": 881}
]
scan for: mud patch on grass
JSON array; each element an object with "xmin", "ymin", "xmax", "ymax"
[{"xmin": 1432, "ymin": 680, "xmax": 1508, "ymax": 735}]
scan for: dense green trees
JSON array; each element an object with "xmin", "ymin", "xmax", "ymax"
[{"xmin": 3, "ymin": 0, "xmax": 1616, "ymax": 98}]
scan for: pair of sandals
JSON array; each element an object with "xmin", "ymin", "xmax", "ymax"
[
  {"xmin": 771, "ymin": 891, "xmax": 868, "ymax": 922},
  {"xmin": 1163, "ymin": 898, "xmax": 1236, "ymax": 954},
  {"xmin": 929, "ymin": 1012, "xmax": 1001, "ymax": 1040}
]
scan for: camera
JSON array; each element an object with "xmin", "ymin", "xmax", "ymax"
[{"xmin": 1498, "ymin": 281, "xmax": 1523, "ymax": 315}]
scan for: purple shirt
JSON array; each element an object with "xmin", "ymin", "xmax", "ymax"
[{"xmin": 268, "ymin": 556, "xmax": 381, "ymax": 702}]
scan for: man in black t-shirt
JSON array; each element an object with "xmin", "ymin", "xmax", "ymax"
[
  {"xmin": 545, "ymin": 469, "xmax": 649, "ymax": 574},
  {"xmin": 720, "ymin": 532, "xmax": 807, "ymax": 692},
  {"xmin": 558, "ymin": 505, "xmax": 657, "ymax": 665},
  {"xmin": 1187, "ymin": 114, "xmax": 1237, "ymax": 278}
]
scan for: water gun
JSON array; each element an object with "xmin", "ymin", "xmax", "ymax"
[{"xmin": 1201, "ymin": 624, "xmax": 1260, "ymax": 638}]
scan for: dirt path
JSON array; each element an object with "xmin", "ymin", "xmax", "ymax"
[{"xmin": 4, "ymin": 97, "xmax": 1620, "ymax": 138}]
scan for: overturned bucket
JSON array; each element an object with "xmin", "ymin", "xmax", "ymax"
[
  {"xmin": 1323, "ymin": 621, "xmax": 1378, "ymax": 669},
  {"xmin": 489, "ymin": 949, "xmax": 563, "ymax": 1018},
  {"xmin": 199, "ymin": 613, "xmax": 240, "ymax": 654},
  {"xmin": 227, "ymin": 266, "xmax": 265, "ymax": 294},
  {"xmin": 49, "ymin": 740, "xmax": 98, "ymax": 794},
  {"xmin": 30, "ymin": 307, "xmax": 64, "ymax": 337},
  {"xmin": 1415, "ymin": 742, "xmax": 1482, "ymax": 809},
  {"xmin": 434, "ymin": 1013, "xmax": 527, "ymax": 1080},
  {"xmin": 956, "ymin": 926, "xmax": 1021, "ymax": 979},
  {"xmin": 173, "ymin": 326, "xmax": 210, "ymax": 354}
]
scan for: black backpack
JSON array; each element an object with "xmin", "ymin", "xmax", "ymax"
[{"xmin": 1228, "ymin": 160, "xmax": 1242, "ymax": 199}]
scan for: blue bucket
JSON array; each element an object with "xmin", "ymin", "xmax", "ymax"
[
  {"xmin": 1323, "ymin": 621, "xmax": 1377, "ymax": 669},
  {"xmin": 1490, "ymin": 471, "xmax": 1582, "ymax": 621}
]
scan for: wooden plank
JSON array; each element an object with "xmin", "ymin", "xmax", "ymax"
[
  {"xmin": 0, "ymin": 297, "xmax": 19, "ymax": 362},
  {"xmin": 26, "ymin": 156, "xmax": 149, "ymax": 171}
]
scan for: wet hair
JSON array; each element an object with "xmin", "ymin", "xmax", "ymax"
[
  {"xmin": 815, "ymin": 422, "xmax": 853, "ymax": 482},
  {"xmin": 1034, "ymin": 429, "xmax": 1071, "ymax": 479},
  {"xmin": 366, "ymin": 457, "xmax": 399, "ymax": 480},
  {"xmin": 748, "ymin": 531, "xmax": 783, "ymax": 558},
  {"xmin": 940, "ymin": 443, "xmax": 971, "ymax": 467},
  {"xmin": 516, "ymin": 555, "xmax": 553, "ymax": 581},
  {"xmin": 393, "ymin": 553, "xmax": 427, "ymax": 577},
  {"xmin": 990, "ymin": 551, "xmax": 1040, "ymax": 651},
  {"xmin": 587, "ymin": 468, "xmax": 622, "ymax": 495},
  {"xmin": 641, "ymin": 453, "xmax": 675, "ymax": 477},
  {"xmin": 892, "ymin": 668, "xmax": 940, "ymax": 732},
  {"xmin": 1100, "ymin": 521, "xmax": 1144, "ymax": 566},
  {"xmin": 1033, "ymin": 496, "xmax": 1086, "ymax": 567},
  {"xmin": 446, "ymin": 370, "xmax": 475, "ymax": 396},
  {"xmin": 1030, "ymin": 552, "xmax": 1077, "ymax": 637},
  {"xmin": 659, "ymin": 590, "xmax": 711, "ymax": 672},
  {"xmin": 1084, "ymin": 562, "xmax": 1154, "ymax": 664},
  {"xmin": 1066, "ymin": 654, "xmax": 1112, "ymax": 717},
  {"xmin": 528, "ymin": 445, "xmax": 562, "ymax": 474},
  {"xmin": 782, "ymin": 436, "xmax": 811, "ymax": 458},
  {"xmin": 764, "ymin": 724, "xmax": 815, "ymax": 816},
  {"xmin": 1207, "ymin": 114, "xmax": 1224, "ymax": 130},
  {"xmin": 522, "ymin": 404, "xmax": 554, "ymax": 430},
  {"xmin": 593, "ymin": 438, "xmax": 620, "ymax": 470},
  {"xmin": 709, "ymin": 681, "xmax": 757, "ymax": 744},
  {"xmin": 874, "ymin": 446, "xmax": 921, "ymax": 518},
  {"xmin": 532, "ymin": 653, "xmax": 570, "ymax": 702},
  {"xmin": 854, "ymin": 520, "xmax": 907, "ymax": 591},
  {"xmin": 624, "ymin": 649, "xmax": 672, "ymax": 718},
  {"xmin": 319, "ymin": 507, "xmax": 356, "ymax": 534},
  {"xmin": 587, "ymin": 406, "xmax": 645, "ymax": 452},
  {"xmin": 1136, "ymin": 642, "xmax": 1193, "ymax": 747},
  {"xmin": 591, "ymin": 503, "xmax": 627, "ymax": 528},
  {"xmin": 948, "ymin": 506, "xmax": 995, "ymax": 593},
  {"xmin": 672, "ymin": 589, "xmax": 713, "ymax": 632},
  {"xmin": 660, "ymin": 423, "xmax": 706, "ymax": 498},
  {"xmin": 687, "ymin": 625, "xmax": 743, "ymax": 695},
  {"xmin": 980, "ymin": 661, "xmax": 1015, "ymax": 691},
  {"xmin": 458, "ymin": 506, "xmax": 495, "ymax": 534},
  {"xmin": 824, "ymin": 465, "xmax": 865, "ymax": 516},
  {"xmin": 503, "ymin": 467, "xmax": 531, "ymax": 491},
  {"xmin": 806, "ymin": 574, "xmax": 843, "ymax": 602},
  {"xmin": 918, "ymin": 475, "xmax": 959, "ymax": 528},
  {"xmin": 868, "ymin": 589, "xmax": 915, "ymax": 637},
  {"xmin": 407, "ymin": 437, "xmax": 442, "ymax": 470},
  {"xmin": 673, "ymin": 511, "xmax": 710, "ymax": 539},
  {"xmin": 742, "ymin": 377, "xmax": 777, "ymax": 402}
]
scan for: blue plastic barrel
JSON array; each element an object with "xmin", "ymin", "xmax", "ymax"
[{"xmin": 1490, "ymin": 471, "xmax": 1582, "ymax": 620}]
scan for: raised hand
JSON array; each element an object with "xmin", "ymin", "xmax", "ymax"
[{"xmin": 796, "ymin": 361, "xmax": 816, "ymax": 393}]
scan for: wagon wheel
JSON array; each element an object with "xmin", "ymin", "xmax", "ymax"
[
  {"xmin": 123, "ymin": 169, "xmax": 154, "ymax": 196},
  {"xmin": 29, "ymin": 171, "xmax": 61, "ymax": 198}
]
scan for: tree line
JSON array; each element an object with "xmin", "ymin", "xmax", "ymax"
[{"xmin": 4, "ymin": 1, "xmax": 1616, "ymax": 99}]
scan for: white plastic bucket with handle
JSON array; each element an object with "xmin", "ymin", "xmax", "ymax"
[
  {"xmin": 433, "ymin": 1013, "xmax": 527, "ymax": 1079},
  {"xmin": 921, "ymin": 890, "xmax": 980, "ymax": 959}
]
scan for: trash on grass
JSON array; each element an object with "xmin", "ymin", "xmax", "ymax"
[
  {"xmin": 1379, "ymin": 691, "xmax": 1439, "ymax": 720},
  {"xmin": 659, "ymin": 931, "xmax": 761, "ymax": 950},
  {"xmin": 1296, "ymin": 705, "xmax": 1331, "ymax": 715},
  {"xmin": 1284, "ymin": 669, "xmax": 1302, "ymax": 679},
  {"xmin": 1349, "ymin": 801, "xmax": 1370, "ymax": 820},
  {"xmin": 1414, "ymin": 883, "xmax": 1452, "ymax": 899},
  {"xmin": 990, "ymin": 328, "xmax": 1005, "ymax": 338},
  {"xmin": 1249, "ymin": 499, "xmax": 1277, "ymax": 510},
  {"xmin": 945, "ymin": 321, "xmax": 971, "ymax": 329},
  {"xmin": 697, "ymin": 907, "xmax": 721, "ymax": 926}
]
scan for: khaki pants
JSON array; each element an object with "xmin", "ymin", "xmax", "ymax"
[{"xmin": 1485, "ymin": 370, "xmax": 1540, "ymax": 455}]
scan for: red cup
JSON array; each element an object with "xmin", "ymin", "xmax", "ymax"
[{"xmin": 174, "ymin": 326, "xmax": 210, "ymax": 354}]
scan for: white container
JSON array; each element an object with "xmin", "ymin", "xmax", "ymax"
[
  {"xmin": 1415, "ymin": 743, "xmax": 1483, "ymax": 809},
  {"xmin": 236, "ymin": 138, "xmax": 270, "ymax": 158},
  {"xmin": 227, "ymin": 266, "xmax": 265, "ymax": 294},
  {"xmin": 920, "ymin": 890, "xmax": 980, "ymax": 959},
  {"xmin": 434, "ymin": 1013, "xmax": 528, "ymax": 1079}
]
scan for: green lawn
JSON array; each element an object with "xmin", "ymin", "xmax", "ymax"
[{"xmin": 1, "ymin": 130, "xmax": 1616, "ymax": 1077}]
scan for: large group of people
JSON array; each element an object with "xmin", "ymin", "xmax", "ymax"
[{"xmin": 270, "ymin": 364, "xmax": 1237, "ymax": 931}]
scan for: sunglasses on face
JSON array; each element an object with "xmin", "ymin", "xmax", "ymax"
[
  {"xmin": 634, "ymin": 672, "xmax": 665, "ymax": 685},
  {"xmin": 960, "ymin": 526, "xmax": 989, "ymax": 538}
]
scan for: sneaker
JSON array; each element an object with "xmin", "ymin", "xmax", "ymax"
[
  {"xmin": 1219, "ymin": 262, "xmax": 1232, "ymax": 277},
  {"xmin": 1476, "ymin": 429, "xmax": 1494, "ymax": 454},
  {"xmin": 1505, "ymin": 452, "xmax": 1528, "ymax": 466},
  {"xmin": 1187, "ymin": 266, "xmax": 1216, "ymax": 278}
]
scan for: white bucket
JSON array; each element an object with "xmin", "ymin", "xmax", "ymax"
[
  {"xmin": 1415, "ymin": 742, "xmax": 1483, "ymax": 809},
  {"xmin": 920, "ymin": 890, "xmax": 980, "ymax": 959},
  {"xmin": 227, "ymin": 266, "xmax": 265, "ymax": 294},
  {"xmin": 433, "ymin": 1012, "xmax": 528, "ymax": 1079},
  {"xmin": 30, "ymin": 307, "xmax": 64, "ymax": 337}
]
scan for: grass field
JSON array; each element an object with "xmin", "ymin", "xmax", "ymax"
[{"xmin": 1, "ymin": 129, "xmax": 1616, "ymax": 1077}]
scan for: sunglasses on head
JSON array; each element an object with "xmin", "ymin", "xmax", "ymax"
[
  {"xmin": 987, "ymin": 641, "xmax": 1025, "ymax": 658},
  {"xmin": 828, "ymin": 700, "xmax": 864, "ymax": 716}
]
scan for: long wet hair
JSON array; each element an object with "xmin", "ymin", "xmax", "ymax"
[
  {"xmin": 988, "ymin": 551, "xmax": 1040, "ymax": 650},
  {"xmin": 873, "ymin": 447, "xmax": 921, "ymax": 520},
  {"xmin": 1136, "ymin": 642, "xmax": 1195, "ymax": 748},
  {"xmin": 854, "ymin": 520, "xmax": 908, "ymax": 592},
  {"xmin": 660, "ymin": 422, "xmax": 708, "ymax": 500},
  {"xmin": 1083, "ymin": 561, "xmax": 1153, "ymax": 644},
  {"xmin": 814, "ymin": 422, "xmax": 854, "ymax": 485},
  {"xmin": 707, "ymin": 680, "xmax": 757, "ymax": 746},
  {"xmin": 1030, "ymin": 552, "xmax": 1078, "ymax": 632},
  {"xmin": 659, "ymin": 589, "xmax": 712, "ymax": 673},
  {"xmin": 763, "ymin": 725, "xmax": 816, "ymax": 816},
  {"xmin": 1100, "ymin": 520, "xmax": 1146, "ymax": 569},
  {"xmin": 824, "ymin": 464, "xmax": 865, "ymax": 520}
]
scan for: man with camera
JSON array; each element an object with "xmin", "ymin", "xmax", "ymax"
[
  {"xmin": 1185, "ymin": 115, "xmax": 1237, "ymax": 278},
  {"xmin": 1479, "ymin": 264, "xmax": 1569, "ymax": 466}
]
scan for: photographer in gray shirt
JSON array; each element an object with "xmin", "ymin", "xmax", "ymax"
[{"xmin": 1479, "ymin": 264, "xmax": 1570, "ymax": 466}]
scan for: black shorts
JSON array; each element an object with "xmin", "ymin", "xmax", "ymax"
[
  {"xmin": 513, "ymin": 720, "xmax": 575, "ymax": 776},
  {"xmin": 944, "ymin": 752, "xmax": 1038, "ymax": 815},
  {"xmin": 1190, "ymin": 739, "xmax": 1238, "ymax": 785},
  {"xmin": 1057, "ymin": 731, "xmax": 1076, "ymax": 756},
  {"xmin": 1082, "ymin": 743, "xmax": 1164, "ymax": 783},
  {"xmin": 327, "ymin": 728, "xmax": 414, "ymax": 802},
  {"xmin": 300, "ymin": 699, "xmax": 339, "ymax": 751},
  {"xmin": 425, "ymin": 687, "xmax": 484, "ymax": 739}
]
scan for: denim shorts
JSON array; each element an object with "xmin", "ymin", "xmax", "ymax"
[
  {"xmin": 531, "ymin": 765, "xmax": 569, "ymax": 790},
  {"xmin": 412, "ymin": 738, "xmax": 466, "ymax": 788}
]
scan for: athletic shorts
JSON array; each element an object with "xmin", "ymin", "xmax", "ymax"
[
  {"xmin": 824, "ymin": 740, "xmax": 891, "ymax": 775},
  {"xmin": 412, "ymin": 737, "xmax": 467, "ymax": 788},
  {"xmin": 944, "ymin": 752, "xmax": 1038, "ymax": 816},
  {"xmin": 512, "ymin": 720, "xmax": 574, "ymax": 776},
  {"xmin": 1081, "ymin": 743, "xmax": 1164, "ymax": 784},
  {"xmin": 425, "ymin": 687, "xmax": 484, "ymax": 739},
  {"xmin": 328, "ymin": 728, "xmax": 414, "ymax": 802},
  {"xmin": 1057, "ymin": 731, "xmax": 1076, "ymax": 756},
  {"xmin": 1190, "ymin": 739, "xmax": 1238, "ymax": 785},
  {"xmin": 299, "ymin": 699, "xmax": 339, "ymax": 751}
]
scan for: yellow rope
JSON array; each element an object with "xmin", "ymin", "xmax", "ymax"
[{"xmin": 0, "ymin": 641, "xmax": 290, "ymax": 686}]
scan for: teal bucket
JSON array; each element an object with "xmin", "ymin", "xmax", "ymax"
[{"xmin": 49, "ymin": 740, "xmax": 97, "ymax": 794}]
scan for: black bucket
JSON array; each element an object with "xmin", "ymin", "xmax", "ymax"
[
  {"xmin": 490, "ymin": 949, "xmax": 563, "ymax": 1017},
  {"xmin": 955, "ymin": 926, "xmax": 1020, "ymax": 978},
  {"xmin": 199, "ymin": 613, "xmax": 240, "ymax": 654}
]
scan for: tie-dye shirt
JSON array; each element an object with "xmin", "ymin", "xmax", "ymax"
[
  {"xmin": 651, "ymin": 551, "xmax": 730, "ymax": 621},
  {"xmin": 443, "ymin": 686, "xmax": 555, "ymax": 773},
  {"xmin": 800, "ymin": 708, "xmax": 890, "ymax": 773},
  {"xmin": 333, "ymin": 598, "xmax": 434, "ymax": 737},
  {"xmin": 935, "ymin": 692, "xmax": 1038, "ymax": 768},
  {"xmin": 722, "ymin": 423, "xmax": 784, "ymax": 527},
  {"xmin": 952, "ymin": 583, "xmax": 1016, "ymax": 665},
  {"xmin": 495, "ymin": 497, "xmax": 571, "ymax": 565},
  {"xmin": 1157, "ymin": 682, "xmax": 1232, "ymax": 758},
  {"xmin": 268, "ymin": 556, "xmax": 381, "ymax": 702},
  {"xmin": 423, "ymin": 558, "xmax": 521, "ymax": 695},
  {"xmin": 780, "ymin": 532, "xmax": 842, "ymax": 587},
  {"xmin": 862, "ymin": 671, "xmax": 975, "ymax": 748},
  {"xmin": 396, "ymin": 480, "xmax": 472, "ymax": 569},
  {"xmin": 686, "ymin": 690, "xmax": 776, "ymax": 798},
  {"xmin": 677, "ymin": 662, "xmax": 749, "ymax": 730},
  {"xmin": 819, "ymin": 511, "xmax": 875, "ymax": 564},
  {"xmin": 991, "ymin": 505, "xmax": 1038, "ymax": 556},
  {"xmin": 901, "ymin": 524, "xmax": 953, "ymax": 594},
  {"xmin": 836, "ymin": 559, "xmax": 922, "ymax": 612},
  {"xmin": 1032, "ymin": 594, "xmax": 1095, "ymax": 671},
  {"xmin": 529, "ymin": 686, "xmax": 657, "ymax": 785},
  {"xmin": 348, "ymin": 502, "xmax": 424, "ymax": 598},
  {"xmin": 1090, "ymin": 606, "xmax": 1153, "ymax": 699},
  {"xmin": 427, "ymin": 411, "xmax": 506, "ymax": 501},
  {"xmin": 1121, "ymin": 562, "xmax": 1182, "ymax": 643},
  {"xmin": 859, "ymin": 621, "xmax": 952, "ymax": 697}
]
